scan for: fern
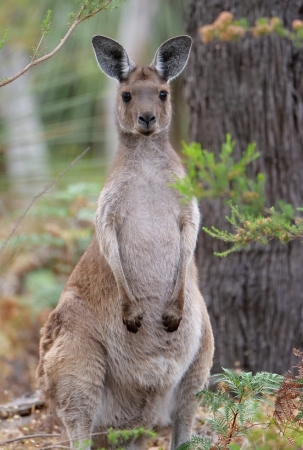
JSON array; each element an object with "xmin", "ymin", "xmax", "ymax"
[
  {"xmin": 182, "ymin": 370, "xmax": 284, "ymax": 449},
  {"xmin": 177, "ymin": 435, "xmax": 213, "ymax": 450}
]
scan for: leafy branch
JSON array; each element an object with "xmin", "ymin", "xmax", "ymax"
[
  {"xmin": 204, "ymin": 202, "xmax": 303, "ymax": 257},
  {"xmin": 173, "ymin": 135, "xmax": 265, "ymax": 215},
  {"xmin": 0, "ymin": 0, "xmax": 119, "ymax": 88},
  {"xmin": 173, "ymin": 135, "xmax": 303, "ymax": 256}
]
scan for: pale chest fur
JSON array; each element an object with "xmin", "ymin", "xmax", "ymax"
[{"xmin": 97, "ymin": 145, "xmax": 186, "ymax": 304}]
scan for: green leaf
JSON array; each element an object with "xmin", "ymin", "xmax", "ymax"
[
  {"xmin": 0, "ymin": 29, "xmax": 8, "ymax": 51},
  {"xmin": 41, "ymin": 9, "xmax": 52, "ymax": 35}
]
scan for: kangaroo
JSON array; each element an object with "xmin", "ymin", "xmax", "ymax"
[{"xmin": 37, "ymin": 35, "xmax": 214, "ymax": 450}]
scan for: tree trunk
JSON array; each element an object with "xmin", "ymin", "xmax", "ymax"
[{"xmin": 185, "ymin": 0, "xmax": 303, "ymax": 374}]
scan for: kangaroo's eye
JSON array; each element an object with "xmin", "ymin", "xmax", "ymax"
[
  {"xmin": 159, "ymin": 90, "xmax": 168, "ymax": 101},
  {"xmin": 122, "ymin": 92, "xmax": 132, "ymax": 103}
]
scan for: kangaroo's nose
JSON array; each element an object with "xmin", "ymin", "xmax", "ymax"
[{"xmin": 138, "ymin": 113, "xmax": 156, "ymax": 127}]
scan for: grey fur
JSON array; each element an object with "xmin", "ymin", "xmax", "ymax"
[
  {"xmin": 151, "ymin": 36, "xmax": 192, "ymax": 81},
  {"xmin": 37, "ymin": 36, "xmax": 214, "ymax": 450}
]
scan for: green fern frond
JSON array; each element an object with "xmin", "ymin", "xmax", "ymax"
[{"xmin": 177, "ymin": 435, "xmax": 213, "ymax": 450}]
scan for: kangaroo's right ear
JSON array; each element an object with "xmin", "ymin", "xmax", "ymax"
[{"xmin": 92, "ymin": 35, "xmax": 136, "ymax": 82}]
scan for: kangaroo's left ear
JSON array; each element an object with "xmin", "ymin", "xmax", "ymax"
[{"xmin": 150, "ymin": 35, "xmax": 192, "ymax": 82}]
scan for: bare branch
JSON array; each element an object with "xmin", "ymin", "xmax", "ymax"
[
  {"xmin": 0, "ymin": 0, "xmax": 114, "ymax": 88},
  {"xmin": 0, "ymin": 434, "xmax": 61, "ymax": 446},
  {"xmin": 0, "ymin": 147, "xmax": 91, "ymax": 256}
]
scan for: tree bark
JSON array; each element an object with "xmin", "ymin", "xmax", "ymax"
[{"xmin": 185, "ymin": 0, "xmax": 303, "ymax": 374}]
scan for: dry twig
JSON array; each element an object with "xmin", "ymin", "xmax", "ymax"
[{"xmin": 0, "ymin": 434, "xmax": 61, "ymax": 446}]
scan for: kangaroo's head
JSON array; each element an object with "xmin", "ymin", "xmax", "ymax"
[{"xmin": 92, "ymin": 35, "xmax": 192, "ymax": 137}]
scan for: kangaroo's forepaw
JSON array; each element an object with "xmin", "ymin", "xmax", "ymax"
[
  {"xmin": 123, "ymin": 305, "xmax": 143, "ymax": 333},
  {"xmin": 162, "ymin": 311, "xmax": 182, "ymax": 332}
]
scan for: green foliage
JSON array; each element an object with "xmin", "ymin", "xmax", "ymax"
[
  {"xmin": 247, "ymin": 425, "xmax": 303, "ymax": 449},
  {"xmin": 72, "ymin": 427, "xmax": 156, "ymax": 450},
  {"xmin": 177, "ymin": 435, "xmax": 213, "ymax": 450},
  {"xmin": 4, "ymin": 181, "xmax": 98, "ymax": 253},
  {"xmin": 172, "ymin": 134, "xmax": 265, "ymax": 215},
  {"xmin": 32, "ymin": 182, "xmax": 97, "ymax": 249},
  {"xmin": 0, "ymin": 182, "xmax": 99, "ymax": 312},
  {"xmin": 179, "ymin": 351, "xmax": 303, "ymax": 450},
  {"xmin": 0, "ymin": 29, "xmax": 8, "ymax": 51},
  {"xmin": 202, "ymin": 370, "xmax": 282, "ymax": 443},
  {"xmin": 173, "ymin": 136, "xmax": 303, "ymax": 256},
  {"xmin": 179, "ymin": 370, "xmax": 284, "ymax": 450},
  {"xmin": 24, "ymin": 269, "xmax": 65, "ymax": 313},
  {"xmin": 74, "ymin": 439, "xmax": 93, "ymax": 449},
  {"xmin": 41, "ymin": 9, "xmax": 52, "ymax": 35},
  {"xmin": 203, "ymin": 202, "xmax": 303, "ymax": 257},
  {"xmin": 107, "ymin": 426, "xmax": 156, "ymax": 445},
  {"xmin": 77, "ymin": 0, "xmax": 125, "ymax": 19}
]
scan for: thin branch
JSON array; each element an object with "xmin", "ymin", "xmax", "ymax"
[
  {"xmin": 0, "ymin": 434, "xmax": 61, "ymax": 446},
  {"xmin": 0, "ymin": 146, "xmax": 91, "ymax": 256},
  {"xmin": 0, "ymin": 0, "xmax": 114, "ymax": 88},
  {"xmin": 31, "ymin": 34, "xmax": 45, "ymax": 63}
]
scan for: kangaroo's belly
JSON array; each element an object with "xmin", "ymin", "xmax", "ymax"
[{"xmin": 97, "ymin": 282, "xmax": 204, "ymax": 429}]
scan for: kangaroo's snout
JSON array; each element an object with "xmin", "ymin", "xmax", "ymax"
[
  {"xmin": 138, "ymin": 113, "xmax": 156, "ymax": 126},
  {"xmin": 138, "ymin": 112, "xmax": 157, "ymax": 135}
]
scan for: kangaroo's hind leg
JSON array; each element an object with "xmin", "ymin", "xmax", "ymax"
[
  {"xmin": 38, "ymin": 296, "xmax": 106, "ymax": 450},
  {"xmin": 170, "ymin": 307, "xmax": 214, "ymax": 450}
]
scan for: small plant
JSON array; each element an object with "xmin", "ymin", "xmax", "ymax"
[
  {"xmin": 72, "ymin": 427, "xmax": 156, "ymax": 450},
  {"xmin": 178, "ymin": 349, "xmax": 303, "ymax": 450}
]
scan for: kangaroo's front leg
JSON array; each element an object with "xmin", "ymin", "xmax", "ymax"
[
  {"xmin": 162, "ymin": 200, "xmax": 200, "ymax": 332},
  {"xmin": 96, "ymin": 212, "xmax": 143, "ymax": 333}
]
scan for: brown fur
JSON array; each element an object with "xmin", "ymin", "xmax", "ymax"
[{"xmin": 37, "ymin": 36, "xmax": 214, "ymax": 450}]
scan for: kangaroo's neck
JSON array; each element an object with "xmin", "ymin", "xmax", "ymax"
[{"xmin": 117, "ymin": 129, "xmax": 170, "ymax": 156}]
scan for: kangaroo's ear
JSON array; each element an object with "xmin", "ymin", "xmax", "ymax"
[
  {"xmin": 151, "ymin": 35, "xmax": 192, "ymax": 82},
  {"xmin": 92, "ymin": 35, "xmax": 136, "ymax": 82}
]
